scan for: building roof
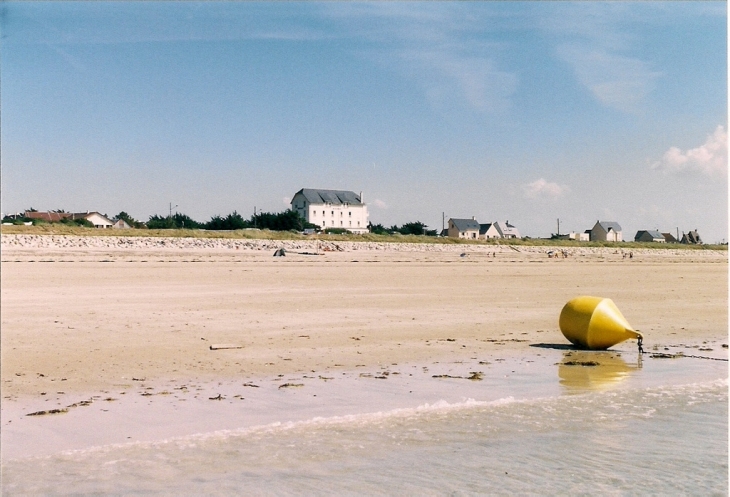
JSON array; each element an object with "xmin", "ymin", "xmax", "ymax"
[
  {"xmin": 294, "ymin": 189, "xmax": 362, "ymax": 205},
  {"xmin": 595, "ymin": 221, "xmax": 622, "ymax": 232},
  {"xmin": 662, "ymin": 232, "xmax": 678, "ymax": 243},
  {"xmin": 681, "ymin": 230, "xmax": 702, "ymax": 244},
  {"xmin": 495, "ymin": 221, "xmax": 520, "ymax": 237},
  {"xmin": 69, "ymin": 212, "xmax": 112, "ymax": 222},
  {"xmin": 636, "ymin": 230, "xmax": 663, "ymax": 239},
  {"xmin": 450, "ymin": 218, "xmax": 480, "ymax": 232},
  {"xmin": 24, "ymin": 211, "xmax": 69, "ymax": 222},
  {"xmin": 479, "ymin": 223, "xmax": 494, "ymax": 235}
]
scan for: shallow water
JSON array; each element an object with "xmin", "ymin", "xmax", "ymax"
[{"xmin": 2, "ymin": 350, "xmax": 727, "ymax": 495}]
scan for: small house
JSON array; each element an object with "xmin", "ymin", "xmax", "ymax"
[
  {"xmin": 448, "ymin": 218, "xmax": 480, "ymax": 239},
  {"xmin": 494, "ymin": 221, "xmax": 521, "ymax": 239},
  {"xmin": 112, "ymin": 218, "xmax": 132, "ymax": 229},
  {"xmin": 479, "ymin": 223, "xmax": 500, "ymax": 240},
  {"xmin": 70, "ymin": 212, "xmax": 114, "ymax": 228},
  {"xmin": 590, "ymin": 221, "xmax": 623, "ymax": 242},
  {"xmin": 680, "ymin": 230, "xmax": 702, "ymax": 245},
  {"xmin": 24, "ymin": 211, "xmax": 69, "ymax": 222},
  {"xmin": 556, "ymin": 232, "xmax": 589, "ymax": 241},
  {"xmin": 634, "ymin": 230, "xmax": 666, "ymax": 243}
]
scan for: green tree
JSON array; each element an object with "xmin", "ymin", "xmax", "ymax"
[
  {"xmin": 147, "ymin": 213, "xmax": 201, "ymax": 229},
  {"xmin": 205, "ymin": 211, "xmax": 250, "ymax": 230},
  {"xmin": 251, "ymin": 209, "xmax": 313, "ymax": 231},
  {"xmin": 399, "ymin": 221, "xmax": 428, "ymax": 236}
]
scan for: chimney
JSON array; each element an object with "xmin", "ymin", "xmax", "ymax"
[
  {"xmin": 472, "ymin": 216, "xmax": 475, "ymax": 220},
  {"xmin": 360, "ymin": 191, "xmax": 363, "ymax": 203}
]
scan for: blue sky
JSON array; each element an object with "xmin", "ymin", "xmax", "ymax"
[{"xmin": 1, "ymin": 2, "xmax": 727, "ymax": 241}]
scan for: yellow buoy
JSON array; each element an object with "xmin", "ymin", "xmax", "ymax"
[{"xmin": 559, "ymin": 296, "xmax": 642, "ymax": 350}]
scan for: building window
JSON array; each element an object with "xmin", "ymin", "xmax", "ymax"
[
  {"xmin": 331, "ymin": 211, "xmax": 334, "ymax": 216},
  {"xmin": 348, "ymin": 211, "xmax": 351, "ymax": 217},
  {"xmin": 349, "ymin": 221, "xmax": 352, "ymax": 226}
]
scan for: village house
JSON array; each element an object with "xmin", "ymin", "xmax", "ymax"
[
  {"xmin": 680, "ymin": 229, "xmax": 703, "ymax": 244},
  {"xmin": 70, "ymin": 212, "xmax": 114, "ymax": 228},
  {"xmin": 290, "ymin": 188, "xmax": 369, "ymax": 234},
  {"xmin": 112, "ymin": 218, "xmax": 132, "ymax": 229},
  {"xmin": 554, "ymin": 231, "xmax": 590, "ymax": 241},
  {"xmin": 494, "ymin": 221, "xmax": 521, "ymax": 239},
  {"xmin": 448, "ymin": 218, "xmax": 480, "ymax": 239},
  {"xmin": 24, "ymin": 211, "xmax": 69, "ymax": 223},
  {"xmin": 590, "ymin": 221, "xmax": 623, "ymax": 242},
  {"xmin": 479, "ymin": 222, "xmax": 500, "ymax": 240},
  {"xmin": 662, "ymin": 232, "xmax": 678, "ymax": 243},
  {"xmin": 23, "ymin": 210, "xmax": 114, "ymax": 228},
  {"xmin": 634, "ymin": 230, "xmax": 666, "ymax": 243},
  {"xmin": 447, "ymin": 218, "xmax": 522, "ymax": 240}
]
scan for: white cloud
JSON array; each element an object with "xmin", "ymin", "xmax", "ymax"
[
  {"xmin": 541, "ymin": 4, "xmax": 664, "ymax": 113},
  {"xmin": 652, "ymin": 125, "xmax": 727, "ymax": 176},
  {"xmin": 522, "ymin": 178, "xmax": 570, "ymax": 199},
  {"xmin": 398, "ymin": 48, "xmax": 517, "ymax": 113},
  {"xmin": 324, "ymin": 3, "xmax": 518, "ymax": 114},
  {"xmin": 371, "ymin": 199, "xmax": 388, "ymax": 209},
  {"xmin": 557, "ymin": 46, "xmax": 661, "ymax": 113}
]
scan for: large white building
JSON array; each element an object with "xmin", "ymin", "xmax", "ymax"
[{"xmin": 290, "ymin": 188, "xmax": 369, "ymax": 234}]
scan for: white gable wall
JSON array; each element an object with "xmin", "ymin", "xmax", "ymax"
[
  {"xmin": 480, "ymin": 224, "xmax": 500, "ymax": 239},
  {"xmin": 591, "ymin": 222, "xmax": 623, "ymax": 242},
  {"xmin": 86, "ymin": 213, "xmax": 113, "ymax": 229}
]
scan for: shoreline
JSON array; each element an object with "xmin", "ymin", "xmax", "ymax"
[{"xmin": 3, "ymin": 346, "xmax": 726, "ymax": 460}]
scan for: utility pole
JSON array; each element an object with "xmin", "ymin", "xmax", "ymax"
[
  {"xmin": 557, "ymin": 218, "xmax": 560, "ymax": 236},
  {"xmin": 254, "ymin": 206, "xmax": 257, "ymax": 229},
  {"xmin": 169, "ymin": 203, "xmax": 178, "ymax": 227}
]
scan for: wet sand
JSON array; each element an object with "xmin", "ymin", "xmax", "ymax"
[{"xmin": 1, "ymin": 235, "xmax": 727, "ymax": 457}]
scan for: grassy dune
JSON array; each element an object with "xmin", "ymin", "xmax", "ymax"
[{"xmin": 1, "ymin": 224, "xmax": 726, "ymax": 251}]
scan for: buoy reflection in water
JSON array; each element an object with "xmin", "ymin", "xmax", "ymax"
[{"xmin": 558, "ymin": 351, "xmax": 640, "ymax": 393}]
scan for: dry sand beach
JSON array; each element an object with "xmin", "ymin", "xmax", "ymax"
[
  {"xmin": 2, "ymin": 234, "xmax": 727, "ymax": 396},
  {"xmin": 1, "ymin": 234, "xmax": 727, "ymax": 493}
]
